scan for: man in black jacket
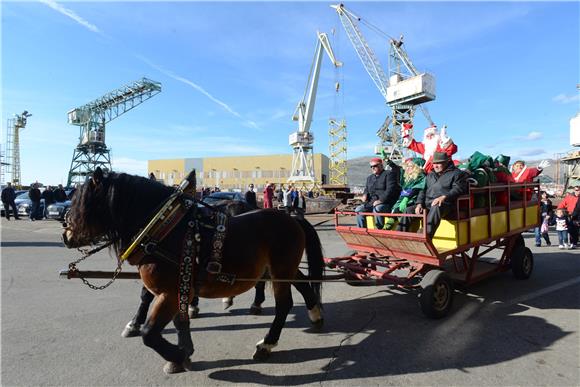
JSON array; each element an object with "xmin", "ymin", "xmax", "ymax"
[
  {"xmin": 245, "ymin": 183, "xmax": 258, "ymax": 209},
  {"xmin": 397, "ymin": 152, "xmax": 468, "ymax": 238},
  {"xmin": 2, "ymin": 182, "xmax": 20, "ymax": 220},
  {"xmin": 28, "ymin": 183, "xmax": 42, "ymax": 221},
  {"xmin": 54, "ymin": 184, "xmax": 67, "ymax": 202},
  {"xmin": 355, "ymin": 157, "xmax": 401, "ymax": 228}
]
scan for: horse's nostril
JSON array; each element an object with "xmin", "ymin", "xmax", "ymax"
[{"xmin": 62, "ymin": 222, "xmax": 67, "ymax": 228}]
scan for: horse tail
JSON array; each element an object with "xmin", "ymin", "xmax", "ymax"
[{"xmin": 295, "ymin": 218, "xmax": 324, "ymax": 302}]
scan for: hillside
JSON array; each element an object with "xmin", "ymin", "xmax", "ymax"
[{"xmin": 347, "ymin": 156, "xmax": 557, "ymax": 189}]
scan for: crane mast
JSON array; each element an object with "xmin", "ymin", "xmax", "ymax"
[
  {"xmin": 289, "ymin": 32, "xmax": 342, "ymax": 185},
  {"xmin": 4, "ymin": 111, "xmax": 32, "ymax": 189},
  {"xmin": 67, "ymin": 77, "xmax": 161, "ymax": 186},
  {"xmin": 332, "ymin": 3, "xmax": 436, "ymax": 160}
]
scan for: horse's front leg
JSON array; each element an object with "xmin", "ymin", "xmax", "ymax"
[
  {"xmin": 141, "ymin": 293, "xmax": 191, "ymax": 374},
  {"xmin": 172, "ymin": 315, "xmax": 194, "ymax": 358},
  {"xmin": 253, "ymin": 282, "xmax": 293, "ymax": 361},
  {"xmin": 249, "ymin": 280, "xmax": 266, "ymax": 315},
  {"xmin": 122, "ymin": 286, "xmax": 155, "ymax": 338}
]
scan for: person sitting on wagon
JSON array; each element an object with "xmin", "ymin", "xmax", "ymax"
[
  {"xmin": 384, "ymin": 157, "xmax": 426, "ymax": 230},
  {"xmin": 396, "ymin": 152, "xmax": 468, "ymax": 238},
  {"xmin": 355, "ymin": 157, "xmax": 401, "ymax": 229}
]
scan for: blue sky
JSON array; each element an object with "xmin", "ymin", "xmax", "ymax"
[{"xmin": 2, "ymin": 1, "xmax": 579, "ymax": 185}]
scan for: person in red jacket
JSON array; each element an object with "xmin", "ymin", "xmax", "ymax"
[
  {"xmin": 558, "ymin": 186, "xmax": 580, "ymax": 246},
  {"xmin": 263, "ymin": 183, "xmax": 274, "ymax": 209},
  {"xmin": 401, "ymin": 123, "xmax": 458, "ymax": 174},
  {"xmin": 511, "ymin": 159, "xmax": 549, "ymax": 183}
]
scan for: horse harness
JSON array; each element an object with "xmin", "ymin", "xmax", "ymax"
[
  {"xmin": 123, "ymin": 188, "xmax": 237, "ymax": 320},
  {"xmin": 70, "ymin": 175, "xmax": 235, "ymax": 321}
]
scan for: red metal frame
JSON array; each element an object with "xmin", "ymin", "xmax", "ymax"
[{"xmin": 325, "ymin": 182, "xmax": 540, "ymax": 288}]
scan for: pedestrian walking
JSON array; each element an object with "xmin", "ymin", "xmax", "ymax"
[
  {"xmin": 1, "ymin": 182, "xmax": 20, "ymax": 220},
  {"xmin": 535, "ymin": 191, "xmax": 552, "ymax": 247}
]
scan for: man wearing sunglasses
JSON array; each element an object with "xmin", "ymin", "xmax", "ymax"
[{"xmin": 355, "ymin": 157, "xmax": 401, "ymax": 228}]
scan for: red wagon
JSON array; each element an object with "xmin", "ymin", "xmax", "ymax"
[{"xmin": 324, "ymin": 182, "xmax": 540, "ymax": 318}]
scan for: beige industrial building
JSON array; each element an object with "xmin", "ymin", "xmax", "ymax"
[{"xmin": 148, "ymin": 154, "xmax": 330, "ymax": 190}]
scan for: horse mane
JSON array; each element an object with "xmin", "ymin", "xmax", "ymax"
[{"xmin": 68, "ymin": 172, "xmax": 174, "ymax": 255}]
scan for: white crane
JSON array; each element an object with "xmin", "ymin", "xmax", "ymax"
[
  {"xmin": 288, "ymin": 31, "xmax": 342, "ymax": 185},
  {"xmin": 332, "ymin": 3, "xmax": 435, "ymax": 160}
]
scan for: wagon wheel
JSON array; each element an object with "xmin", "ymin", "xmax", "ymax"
[
  {"xmin": 511, "ymin": 245, "xmax": 534, "ymax": 280},
  {"xmin": 418, "ymin": 270, "xmax": 454, "ymax": 319}
]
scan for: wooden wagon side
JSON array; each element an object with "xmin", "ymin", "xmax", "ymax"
[{"xmin": 325, "ymin": 182, "xmax": 540, "ymax": 318}]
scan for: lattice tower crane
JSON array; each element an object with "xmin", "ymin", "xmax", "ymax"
[
  {"xmin": 4, "ymin": 110, "xmax": 32, "ymax": 189},
  {"xmin": 288, "ymin": 32, "xmax": 342, "ymax": 187},
  {"xmin": 332, "ymin": 3, "xmax": 436, "ymax": 162},
  {"xmin": 67, "ymin": 77, "xmax": 161, "ymax": 186}
]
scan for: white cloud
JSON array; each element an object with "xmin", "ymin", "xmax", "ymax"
[
  {"xmin": 513, "ymin": 131, "xmax": 543, "ymax": 141},
  {"xmin": 553, "ymin": 93, "xmax": 580, "ymax": 104},
  {"xmin": 515, "ymin": 148, "xmax": 547, "ymax": 157},
  {"xmin": 136, "ymin": 55, "xmax": 261, "ymax": 131},
  {"xmin": 39, "ymin": 0, "xmax": 102, "ymax": 35}
]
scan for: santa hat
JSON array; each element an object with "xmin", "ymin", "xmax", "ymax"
[
  {"xmin": 403, "ymin": 122, "xmax": 413, "ymax": 130},
  {"xmin": 424, "ymin": 125, "xmax": 437, "ymax": 137},
  {"xmin": 369, "ymin": 157, "xmax": 383, "ymax": 165}
]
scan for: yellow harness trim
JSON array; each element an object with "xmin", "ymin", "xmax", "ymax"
[{"xmin": 120, "ymin": 176, "xmax": 194, "ymax": 261}]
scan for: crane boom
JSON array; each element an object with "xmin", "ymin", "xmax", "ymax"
[
  {"xmin": 67, "ymin": 77, "xmax": 161, "ymax": 186},
  {"xmin": 332, "ymin": 4, "xmax": 389, "ymax": 102},
  {"xmin": 289, "ymin": 32, "xmax": 342, "ymax": 184},
  {"xmin": 332, "ymin": 3, "xmax": 436, "ymax": 158}
]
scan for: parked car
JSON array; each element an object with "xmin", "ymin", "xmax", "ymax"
[
  {"xmin": 46, "ymin": 200, "xmax": 72, "ymax": 221},
  {"xmin": 201, "ymin": 191, "xmax": 246, "ymax": 206},
  {"xmin": 45, "ymin": 189, "xmax": 76, "ymax": 221},
  {"xmin": 16, "ymin": 192, "xmax": 45, "ymax": 220}
]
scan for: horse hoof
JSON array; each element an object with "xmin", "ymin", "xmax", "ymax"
[
  {"xmin": 222, "ymin": 297, "xmax": 234, "ymax": 310},
  {"xmin": 121, "ymin": 322, "xmax": 141, "ymax": 338},
  {"xmin": 311, "ymin": 318, "xmax": 324, "ymax": 330},
  {"xmin": 252, "ymin": 347, "xmax": 271, "ymax": 361},
  {"xmin": 188, "ymin": 305, "xmax": 199, "ymax": 319},
  {"xmin": 249, "ymin": 303, "xmax": 262, "ymax": 315},
  {"xmin": 163, "ymin": 358, "xmax": 191, "ymax": 374}
]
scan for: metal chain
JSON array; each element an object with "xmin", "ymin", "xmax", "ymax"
[{"xmin": 68, "ymin": 240, "xmax": 123, "ymax": 290}]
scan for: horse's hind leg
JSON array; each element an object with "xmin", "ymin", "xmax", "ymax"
[
  {"xmin": 122, "ymin": 286, "xmax": 155, "ymax": 338},
  {"xmin": 292, "ymin": 271, "xmax": 323, "ymax": 328},
  {"xmin": 142, "ymin": 294, "xmax": 191, "ymax": 374},
  {"xmin": 253, "ymin": 282, "xmax": 293, "ymax": 361}
]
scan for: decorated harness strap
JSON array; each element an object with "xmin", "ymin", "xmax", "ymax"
[
  {"xmin": 178, "ymin": 219, "xmax": 196, "ymax": 321},
  {"xmin": 206, "ymin": 212, "xmax": 235, "ymax": 284}
]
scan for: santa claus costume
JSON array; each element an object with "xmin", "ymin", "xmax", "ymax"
[{"xmin": 402, "ymin": 123, "xmax": 458, "ymax": 173}]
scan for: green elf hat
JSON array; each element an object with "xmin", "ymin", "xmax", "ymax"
[
  {"xmin": 494, "ymin": 154, "xmax": 511, "ymax": 167},
  {"xmin": 411, "ymin": 157, "xmax": 425, "ymax": 168}
]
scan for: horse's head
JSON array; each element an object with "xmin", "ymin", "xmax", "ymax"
[{"xmin": 63, "ymin": 167, "xmax": 114, "ymax": 248}]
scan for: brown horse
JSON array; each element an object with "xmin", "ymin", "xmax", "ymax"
[{"xmin": 62, "ymin": 168, "xmax": 324, "ymax": 373}]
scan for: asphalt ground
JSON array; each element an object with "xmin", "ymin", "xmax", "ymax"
[{"xmin": 1, "ymin": 215, "xmax": 579, "ymax": 386}]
